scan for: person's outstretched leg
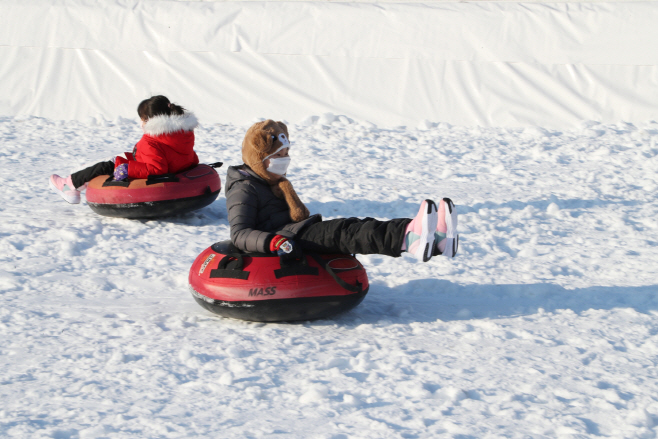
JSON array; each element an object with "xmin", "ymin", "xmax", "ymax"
[
  {"xmin": 433, "ymin": 198, "xmax": 459, "ymax": 257},
  {"xmin": 296, "ymin": 199, "xmax": 444, "ymax": 261},
  {"xmin": 69, "ymin": 160, "xmax": 115, "ymax": 189},
  {"xmin": 297, "ymin": 216, "xmax": 411, "ymax": 257},
  {"xmin": 49, "ymin": 160, "xmax": 114, "ymax": 204}
]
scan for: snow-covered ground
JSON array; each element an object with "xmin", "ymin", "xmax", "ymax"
[{"xmin": 1, "ymin": 114, "xmax": 657, "ymax": 437}]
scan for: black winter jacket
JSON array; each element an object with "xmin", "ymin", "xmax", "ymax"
[{"xmin": 225, "ymin": 165, "xmax": 321, "ymax": 253}]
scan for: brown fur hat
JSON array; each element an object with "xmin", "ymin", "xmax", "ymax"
[
  {"xmin": 242, "ymin": 120, "xmax": 290, "ymax": 185},
  {"xmin": 242, "ymin": 120, "xmax": 310, "ymax": 222}
]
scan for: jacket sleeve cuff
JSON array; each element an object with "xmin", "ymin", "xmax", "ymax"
[
  {"xmin": 260, "ymin": 233, "xmax": 276, "ymax": 254},
  {"xmin": 114, "ymin": 156, "xmax": 129, "ymax": 167}
]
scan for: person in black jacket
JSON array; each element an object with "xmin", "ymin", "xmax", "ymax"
[{"xmin": 225, "ymin": 120, "xmax": 458, "ymax": 262}]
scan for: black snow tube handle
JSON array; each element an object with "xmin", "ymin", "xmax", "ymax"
[
  {"xmin": 309, "ymin": 254, "xmax": 363, "ymax": 294},
  {"xmin": 209, "ymin": 253, "xmax": 250, "ymax": 280},
  {"xmin": 146, "ymin": 173, "xmax": 179, "ymax": 185},
  {"xmin": 274, "ymin": 254, "xmax": 319, "ymax": 279},
  {"xmin": 102, "ymin": 176, "xmax": 131, "ymax": 187},
  {"xmin": 208, "ymin": 162, "xmax": 224, "ymax": 168}
]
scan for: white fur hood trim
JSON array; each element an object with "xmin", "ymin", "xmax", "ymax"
[{"xmin": 143, "ymin": 112, "xmax": 199, "ymax": 136}]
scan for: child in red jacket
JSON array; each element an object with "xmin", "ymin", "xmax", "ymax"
[{"xmin": 49, "ymin": 95, "xmax": 199, "ymax": 204}]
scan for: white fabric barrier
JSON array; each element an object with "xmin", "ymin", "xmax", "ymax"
[{"xmin": 1, "ymin": 0, "xmax": 657, "ymax": 128}]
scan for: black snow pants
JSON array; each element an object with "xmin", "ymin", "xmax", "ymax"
[
  {"xmin": 295, "ymin": 217, "xmax": 411, "ymax": 257},
  {"xmin": 71, "ymin": 160, "xmax": 115, "ymax": 189}
]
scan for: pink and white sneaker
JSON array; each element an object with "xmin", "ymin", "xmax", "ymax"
[
  {"xmin": 433, "ymin": 198, "xmax": 459, "ymax": 257},
  {"xmin": 403, "ymin": 199, "xmax": 439, "ymax": 262},
  {"xmin": 49, "ymin": 174, "xmax": 81, "ymax": 204}
]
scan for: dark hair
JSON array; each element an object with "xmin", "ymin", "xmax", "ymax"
[{"xmin": 137, "ymin": 95, "xmax": 186, "ymax": 121}]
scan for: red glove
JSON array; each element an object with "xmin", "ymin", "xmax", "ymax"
[{"xmin": 270, "ymin": 235, "xmax": 293, "ymax": 254}]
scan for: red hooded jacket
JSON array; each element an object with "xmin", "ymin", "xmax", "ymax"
[{"xmin": 115, "ymin": 112, "xmax": 200, "ymax": 179}]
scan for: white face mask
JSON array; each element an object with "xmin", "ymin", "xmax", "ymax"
[
  {"xmin": 262, "ymin": 133, "xmax": 292, "ymax": 175},
  {"xmin": 266, "ymin": 156, "xmax": 291, "ymax": 175}
]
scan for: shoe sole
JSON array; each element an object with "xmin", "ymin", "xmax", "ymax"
[
  {"xmin": 49, "ymin": 176, "xmax": 80, "ymax": 204},
  {"xmin": 418, "ymin": 199, "xmax": 438, "ymax": 262},
  {"xmin": 442, "ymin": 198, "xmax": 458, "ymax": 258}
]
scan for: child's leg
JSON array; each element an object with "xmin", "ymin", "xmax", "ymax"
[
  {"xmin": 50, "ymin": 160, "xmax": 114, "ymax": 204},
  {"xmin": 296, "ymin": 217, "xmax": 411, "ymax": 257},
  {"xmin": 294, "ymin": 199, "xmax": 456, "ymax": 261},
  {"xmin": 70, "ymin": 160, "xmax": 115, "ymax": 189}
]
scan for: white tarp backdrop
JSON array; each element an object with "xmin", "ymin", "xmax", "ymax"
[{"xmin": 1, "ymin": 0, "xmax": 657, "ymax": 128}]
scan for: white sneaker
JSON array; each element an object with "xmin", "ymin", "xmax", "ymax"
[
  {"xmin": 433, "ymin": 198, "xmax": 458, "ymax": 257},
  {"xmin": 403, "ymin": 199, "xmax": 439, "ymax": 262},
  {"xmin": 49, "ymin": 174, "xmax": 81, "ymax": 204}
]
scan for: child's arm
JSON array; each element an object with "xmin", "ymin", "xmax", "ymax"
[{"xmin": 227, "ymin": 181, "xmax": 273, "ymax": 253}]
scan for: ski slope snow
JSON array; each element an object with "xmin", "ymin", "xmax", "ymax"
[{"xmin": 1, "ymin": 114, "xmax": 658, "ymax": 437}]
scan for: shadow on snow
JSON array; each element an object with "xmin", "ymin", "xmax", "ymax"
[{"xmin": 345, "ymin": 280, "xmax": 658, "ymax": 323}]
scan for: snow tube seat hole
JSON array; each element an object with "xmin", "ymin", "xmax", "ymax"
[{"xmin": 188, "ymin": 240, "xmax": 370, "ymax": 322}]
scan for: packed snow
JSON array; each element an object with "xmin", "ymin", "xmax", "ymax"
[{"xmin": 1, "ymin": 113, "xmax": 658, "ymax": 437}]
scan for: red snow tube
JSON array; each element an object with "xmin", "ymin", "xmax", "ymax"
[
  {"xmin": 85, "ymin": 164, "xmax": 221, "ymax": 219},
  {"xmin": 188, "ymin": 240, "xmax": 369, "ymax": 322}
]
